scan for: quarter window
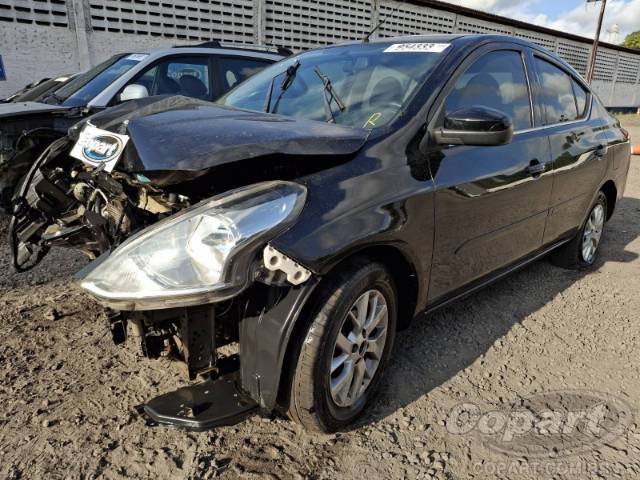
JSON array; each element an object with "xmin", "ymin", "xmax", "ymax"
[
  {"xmin": 445, "ymin": 50, "xmax": 532, "ymax": 131},
  {"xmin": 534, "ymin": 58, "xmax": 578, "ymax": 124},
  {"xmin": 572, "ymin": 78, "xmax": 588, "ymax": 118}
]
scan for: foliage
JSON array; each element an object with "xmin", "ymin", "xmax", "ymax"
[{"xmin": 621, "ymin": 31, "xmax": 640, "ymax": 50}]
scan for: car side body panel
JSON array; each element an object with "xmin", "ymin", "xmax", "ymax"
[
  {"xmin": 543, "ymin": 109, "xmax": 611, "ymax": 244},
  {"xmin": 221, "ymin": 39, "xmax": 631, "ymax": 413},
  {"xmin": 272, "ymin": 37, "xmax": 630, "ymax": 321},
  {"xmin": 427, "ymin": 131, "xmax": 553, "ymax": 302}
]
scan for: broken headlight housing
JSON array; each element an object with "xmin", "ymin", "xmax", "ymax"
[{"xmin": 77, "ymin": 181, "xmax": 307, "ymax": 310}]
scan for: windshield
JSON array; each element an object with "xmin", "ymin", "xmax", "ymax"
[
  {"xmin": 12, "ymin": 76, "xmax": 73, "ymax": 103},
  {"xmin": 220, "ymin": 42, "xmax": 448, "ymax": 129},
  {"xmin": 50, "ymin": 54, "xmax": 145, "ymax": 107}
]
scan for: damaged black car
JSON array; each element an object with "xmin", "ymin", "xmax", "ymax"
[{"xmin": 9, "ymin": 35, "xmax": 631, "ymax": 432}]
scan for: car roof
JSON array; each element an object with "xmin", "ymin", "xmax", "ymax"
[
  {"xmin": 128, "ymin": 42, "xmax": 288, "ymax": 61},
  {"xmin": 366, "ymin": 34, "xmax": 467, "ymax": 44},
  {"xmin": 332, "ymin": 34, "xmax": 583, "ymax": 81},
  {"xmin": 342, "ymin": 33, "xmax": 535, "ymax": 48}
]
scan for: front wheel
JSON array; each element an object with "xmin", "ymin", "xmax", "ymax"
[
  {"xmin": 287, "ymin": 259, "xmax": 397, "ymax": 432},
  {"xmin": 551, "ymin": 191, "xmax": 608, "ymax": 269}
]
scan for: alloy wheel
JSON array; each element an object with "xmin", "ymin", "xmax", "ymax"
[
  {"xmin": 329, "ymin": 289, "xmax": 389, "ymax": 407},
  {"xmin": 581, "ymin": 203, "xmax": 605, "ymax": 263}
]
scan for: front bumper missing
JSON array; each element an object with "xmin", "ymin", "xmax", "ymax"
[
  {"xmin": 132, "ymin": 278, "xmax": 320, "ymax": 431},
  {"xmin": 140, "ymin": 374, "xmax": 258, "ymax": 431}
]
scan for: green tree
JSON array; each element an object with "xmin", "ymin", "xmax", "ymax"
[{"xmin": 621, "ymin": 31, "xmax": 640, "ymax": 50}]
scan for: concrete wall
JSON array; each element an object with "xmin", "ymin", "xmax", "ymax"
[{"xmin": 0, "ymin": 23, "xmax": 79, "ymax": 97}]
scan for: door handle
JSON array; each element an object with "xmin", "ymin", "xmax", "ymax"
[
  {"xmin": 526, "ymin": 160, "xmax": 546, "ymax": 176},
  {"xmin": 594, "ymin": 144, "xmax": 608, "ymax": 159}
]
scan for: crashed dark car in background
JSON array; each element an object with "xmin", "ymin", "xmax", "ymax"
[
  {"xmin": 1, "ymin": 74, "xmax": 76, "ymax": 104},
  {"xmin": 0, "ymin": 42, "xmax": 286, "ymax": 211},
  {"xmin": 9, "ymin": 35, "xmax": 631, "ymax": 432}
]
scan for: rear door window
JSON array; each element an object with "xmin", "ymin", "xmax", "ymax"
[
  {"xmin": 534, "ymin": 57, "xmax": 578, "ymax": 124},
  {"xmin": 445, "ymin": 50, "xmax": 533, "ymax": 131},
  {"xmin": 218, "ymin": 57, "xmax": 272, "ymax": 92}
]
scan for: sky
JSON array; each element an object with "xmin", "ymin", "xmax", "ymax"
[{"xmin": 440, "ymin": 0, "xmax": 640, "ymax": 44}]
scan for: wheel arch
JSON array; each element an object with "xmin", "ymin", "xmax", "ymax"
[
  {"xmin": 275, "ymin": 243, "xmax": 420, "ymax": 410},
  {"xmin": 600, "ymin": 179, "xmax": 617, "ymax": 220}
]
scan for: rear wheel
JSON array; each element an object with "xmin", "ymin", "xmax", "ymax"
[
  {"xmin": 287, "ymin": 259, "xmax": 397, "ymax": 432},
  {"xmin": 551, "ymin": 191, "xmax": 607, "ymax": 269}
]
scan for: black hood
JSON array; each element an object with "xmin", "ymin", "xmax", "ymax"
[
  {"xmin": 80, "ymin": 96, "xmax": 370, "ymax": 177},
  {"xmin": 0, "ymin": 101, "xmax": 72, "ymax": 119}
]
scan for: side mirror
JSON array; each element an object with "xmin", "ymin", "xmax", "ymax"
[
  {"xmin": 433, "ymin": 106, "xmax": 513, "ymax": 146},
  {"xmin": 119, "ymin": 84, "xmax": 149, "ymax": 102}
]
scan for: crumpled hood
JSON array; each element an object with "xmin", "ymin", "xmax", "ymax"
[
  {"xmin": 0, "ymin": 101, "xmax": 72, "ymax": 119},
  {"xmin": 79, "ymin": 96, "xmax": 370, "ymax": 174}
]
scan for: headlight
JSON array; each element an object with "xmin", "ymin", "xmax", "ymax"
[{"xmin": 77, "ymin": 181, "xmax": 307, "ymax": 310}]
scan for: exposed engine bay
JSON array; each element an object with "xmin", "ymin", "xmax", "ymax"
[
  {"xmin": 9, "ymin": 96, "xmax": 367, "ymax": 274},
  {"xmin": 10, "ymin": 138, "xmax": 188, "ymax": 270}
]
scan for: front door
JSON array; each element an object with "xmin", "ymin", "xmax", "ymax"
[{"xmin": 427, "ymin": 47, "xmax": 553, "ymax": 302}]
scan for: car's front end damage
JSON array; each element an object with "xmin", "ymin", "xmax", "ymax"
[{"xmin": 9, "ymin": 95, "xmax": 368, "ymax": 428}]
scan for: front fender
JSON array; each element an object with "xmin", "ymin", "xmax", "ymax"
[
  {"xmin": 239, "ymin": 277, "xmax": 320, "ymax": 409},
  {"xmin": 270, "ymin": 160, "xmax": 435, "ymax": 311}
]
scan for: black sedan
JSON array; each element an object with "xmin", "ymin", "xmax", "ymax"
[{"xmin": 10, "ymin": 34, "xmax": 631, "ymax": 432}]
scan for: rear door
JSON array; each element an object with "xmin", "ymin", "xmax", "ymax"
[
  {"xmin": 530, "ymin": 54, "xmax": 611, "ymax": 244},
  {"xmin": 427, "ymin": 44, "xmax": 553, "ymax": 302}
]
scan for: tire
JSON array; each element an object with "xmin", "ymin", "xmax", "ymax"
[
  {"xmin": 287, "ymin": 258, "xmax": 397, "ymax": 432},
  {"xmin": 551, "ymin": 191, "xmax": 608, "ymax": 269}
]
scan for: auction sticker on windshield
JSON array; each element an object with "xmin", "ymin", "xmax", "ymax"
[
  {"xmin": 384, "ymin": 43, "xmax": 450, "ymax": 53},
  {"xmin": 70, "ymin": 124, "xmax": 129, "ymax": 172},
  {"xmin": 125, "ymin": 53, "xmax": 149, "ymax": 62}
]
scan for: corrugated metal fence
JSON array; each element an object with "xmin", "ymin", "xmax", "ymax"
[{"xmin": 1, "ymin": 0, "xmax": 639, "ymax": 106}]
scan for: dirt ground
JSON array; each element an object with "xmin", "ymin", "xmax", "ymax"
[{"xmin": 1, "ymin": 117, "xmax": 640, "ymax": 480}]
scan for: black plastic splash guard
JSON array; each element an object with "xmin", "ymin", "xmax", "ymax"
[{"xmin": 142, "ymin": 375, "xmax": 258, "ymax": 431}]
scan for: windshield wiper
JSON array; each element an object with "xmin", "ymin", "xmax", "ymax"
[
  {"xmin": 264, "ymin": 60, "xmax": 301, "ymax": 113},
  {"xmin": 313, "ymin": 66, "xmax": 346, "ymax": 124},
  {"xmin": 42, "ymin": 92, "xmax": 64, "ymax": 105}
]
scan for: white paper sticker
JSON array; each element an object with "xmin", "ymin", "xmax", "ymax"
[
  {"xmin": 70, "ymin": 124, "xmax": 129, "ymax": 173},
  {"xmin": 125, "ymin": 53, "xmax": 149, "ymax": 62},
  {"xmin": 384, "ymin": 43, "xmax": 450, "ymax": 53}
]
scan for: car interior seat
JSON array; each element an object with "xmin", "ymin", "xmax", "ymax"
[
  {"xmin": 156, "ymin": 77, "xmax": 181, "ymax": 95},
  {"xmin": 369, "ymin": 77, "xmax": 404, "ymax": 107},
  {"xmin": 178, "ymin": 75, "xmax": 209, "ymax": 99}
]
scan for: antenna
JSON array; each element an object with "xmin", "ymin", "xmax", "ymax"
[
  {"xmin": 585, "ymin": 0, "xmax": 607, "ymax": 84},
  {"xmin": 362, "ymin": 6, "xmax": 399, "ymax": 43}
]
